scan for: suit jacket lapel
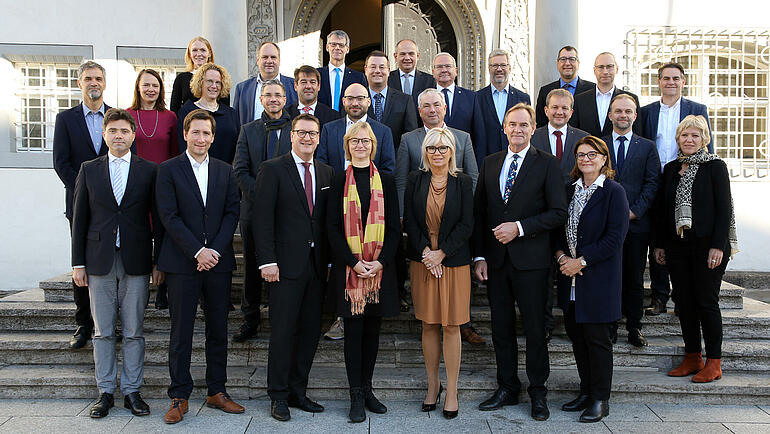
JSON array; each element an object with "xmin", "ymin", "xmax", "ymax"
[
  {"xmin": 284, "ymin": 153, "xmax": 310, "ymax": 215},
  {"xmin": 650, "ymin": 102, "xmax": 661, "ymax": 138},
  {"xmin": 179, "ymin": 155, "xmax": 205, "ymax": 208},
  {"xmin": 581, "ymin": 184, "xmax": 606, "ymax": 217},
  {"xmin": 382, "ymin": 91, "xmax": 395, "ymax": 122},
  {"xmin": 98, "ymin": 156, "xmax": 119, "ymax": 209},
  {"xmin": 483, "ymin": 87, "xmax": 498, "ymax": 125},
  {"xmin": 415, "ymin": 172, "xmax": 429, "ymax": 230},
  {"xmin": 680, "ymin": 98, "xmax": 691, "ymax": 120},
  {"xmin": 489, "ymin": 151, "xmax": 507, "ymax": 204},
  {"xmin": 120, "ymin": 154, "xmax": 141, "ymax": 206},
  {"xmin": 437, "ymin": 174, "xmax": 457, "ymax": 235},
  {"xmin": 621, "ymin": 135, "xmax": 643, "ymax": 177},
  {"xmin": 75, "ymin": 104, "xmax": 100, "ymax": 158}
]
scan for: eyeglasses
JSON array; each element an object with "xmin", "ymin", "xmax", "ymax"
[
  {"xmin": 594, "ymin": 64, "xmax": 616, "ymax": 70},
  {"xmin": 292, "ymin": 130, "xmax": 319, "ymax": 138},
  {"xmin": 489, "ymin": 63, "xmax": 509, "ymax": 70},
  {"xmin": 426, "ymin": 145, "xmax": 450, "ymax": 154},
  {"xmin": 348, "ymin": 138, "xmax": 372, "ymax": 146},
  {"xmin": 434, "ymin": 64, "xmax": 455, "ymax": 70},
  {"xmin": 557, "ymin": 56, "xmax": 578, "ymax": 63},
  {"xmin": 343, "ymin": 96, "xmax": 369, "ymax": 102},
  {"xmin": 576, "ymin": 151, "xmax": 602, "ymax": 160},
  {"xmin": 204, "ymin": 79, "xmax": 222, "ymax": 88}
]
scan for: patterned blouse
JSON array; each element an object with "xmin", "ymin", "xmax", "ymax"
[{"xmin": 565, "ymin": 174, "xmax": 606, "ymax": 300}]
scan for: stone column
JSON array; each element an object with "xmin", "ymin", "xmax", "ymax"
[
  {"xmin": 533, "ymin": 0, "xmax": 578, "ymax": 95},
  {"xmin": 203, "ymin": 0, "xmax": 249, "ymax": 84}
]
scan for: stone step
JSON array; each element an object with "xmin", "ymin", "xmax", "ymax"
[
  {"xmin": 0, "ymin": 330, "xmax": 768, "ymax": 372},
  {"xmin": 0, "ymin": 363, "xmax": 767, "ymax": 404}
]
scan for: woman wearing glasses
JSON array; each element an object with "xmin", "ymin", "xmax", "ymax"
[
  {"xmin": 327, "ymin": 122, "xmax": 401, "ymax": 423},
  {"xmin": 554, "ymin": 136, "xmax": 628, "ymax": 423},
  {"xmin": 403, "ymin": 128, "xmax": 474, "ymax": 419}
]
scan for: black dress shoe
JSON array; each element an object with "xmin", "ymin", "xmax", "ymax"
[
  {"xmin": 545, "ymin": 329, "xmax": 553, "ymax": 344},
  {"xmin": 90, "ymin": 393, "xmax": 114, "ymax": 418},
  {"xmin": 69, "ymin": 326, "xmax": 91, "ymax": 349},
  {"xmin": 627, "ymin": 329, "xmax": 648, "ymax": 347},
  {"xmin": 155, "ymin": 284, "xmax": 168, "ymax": 310},
  {"xmin": 609, "ymin": 326, "xmax": 618, "ymax": 344},
  {"xmin": 124, "ymin": 391, "xmax": 150, "ymax": 416},
  {"xmin": 443, "ymin": 408, "xmax": 458, "ymax": 419},
  {"xmin": 271, "ymin": 400, "xmax": 290, "ymax": 421},
  {"xmin": 232, "ymin": 323, "xmax": 259, "ymax": 343},
  {"xmin": 531, "ymin": 397, "xmax": 550, "ymax": 421},
  {"xmin": 579, "ymin": 399, "xmax": 609, "ymax": 423},
  {"xmin": 478, "ymin": 388, "xmax": 518, "ymax": 411},
  {"xmin": 561, "ymin": 393, "xmax": 591, "ymax": 412},
  {"xmin": 287, "ymin": 395, "xmax": 324, "ymax": 413},
  {"xmin": 646, "ymin": 299, "xmax": 667, "ymax": 316}
]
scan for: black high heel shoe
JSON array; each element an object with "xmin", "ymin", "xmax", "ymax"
[
  {"xmin": 421, "ymin": 384, "xmax": 443, "ymax": 412},
  {"xmin": 443, "ymin": 407, "xmax": 458, "ymax": 419}
]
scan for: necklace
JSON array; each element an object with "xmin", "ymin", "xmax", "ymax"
[
  {"xmin": 137, "ymin": 110, "xmax": 159, "ymax": 138},
  {"xmin": 195, "ymin": 100, "xmax": 219, "ymax": 112}
]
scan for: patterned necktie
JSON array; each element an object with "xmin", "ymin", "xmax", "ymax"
[
  {"xmin": 442, "ymin": 88, "xmax": 450, "ymax": 120},
  {"xmin": 402, "ymin": 73, "xmax": 412, "ymax": 95},
  {"xmin": 553, "ymin": 130, "xmax": 563, "ymax": 160},
  {"xmin": 302, "ymin": 162, "xmax": 314, "ymax": 214},
  {"xmin": 111, "ymin": 158, "xmax": 125, "ymax": 247},
  {"xmin": 503, "ymin": 154, "xmax": 519, "ymax": 203},
  {"xmin": 374, "ymin": 93, "xmax": 384, "ymax": 122},
  {"xmin": 302, "ymin": 106, "xmax": 312, "ymax": 114},
  {"xmin": 333, "ymin": 68, "xmax": 341, "ymax": 111},
  {"xmin": 616, "ymin": 136, "xmax": 627, "ymax": 173}
]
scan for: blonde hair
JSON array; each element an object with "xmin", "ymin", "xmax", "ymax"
[
  {"xmin": 676, "ymin": 115, "xmax": 711, "ymax": 149},
  {"xmin": 184, "ymin": 37, "xmax": 214, "ymax": 72},
  {"xmin": 190, "ymin": 63, "xmax": 232, "ymax": 99},
  {"xmin": 420, "ymin": 128, "xmax": 459, "ymax": 176},
  {"xmin": 343, "ymin": 121, "xmax": 378, "ymax": 162}
]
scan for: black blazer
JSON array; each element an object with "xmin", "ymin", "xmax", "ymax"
[
  {"xmin": 53, "ymin": 103, "xmax": 116, "ymax": 220},
  {"xmin": 255, "ymin": 152, "xmax": 334, "ymax": 279},
  {"xmin": 444, "ymin": 85, "xmax": 476, "ymax": 136},
  {"xmin": 472, "ymin": 84, "xmax": 531, "ymax": 166},
  {"xmin": 387, "ymin": 69, "xmax": 436, "ymax": 108},
  {"xmin": 535, "ymin": 77, "xmax": 596, "ymax": 128},
  {"xmin": 639, "ymin": 97, "xmax": 713, "ymax": 154},
  {"xmin": 601, "ymin": 133, "xmax": 660, "ymax": 233},
  {"xmin": 530, "ymin": 125, "xmax": 589, "ymax": 185},
  {"xmin": 570, "ymin": 88, "xmax": 641, "ymax": 137},
  {"xmin": 403, "ymin": 170, "xmax": 474, "ymax": 267},
  {"xmin": 654, "ymin": 159, "xmax": 732, "ymax": 252},
  {"xmin": 71, "ymin": 154, "xmax": 161, "ymax": 276},
  {"xmin": 472, "ymin": 146, "xmax": 568, "ymax": 270},
  {"xmin": 176, "ymin": 100, "xmax": 240, "ymax": 164},
  {"xmin": 327, "ymin": 170, "xmax": 401, "ymax": 318},
  {"xmin": 366, "ymin": 87, "xmax": 418, "ymax": 150},
  {"xmin": 232, "ymin": 117, "xmax": 293, "ymax": 221},
  {"xmin": 317, "ymin": 66, "xmax": 368, "ymax": 111},
  {"xmin": 286, "ymin": 102, "xmax": 342, "ymax": 128},
  {"xmin": 155, "ymin": 153, "xmax": 240, "ymax": 274}
]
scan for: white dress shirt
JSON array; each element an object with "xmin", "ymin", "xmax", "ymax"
[
  {"xmin": 186, "ymin": 150, "xmax": 216, "ymax": 259},
  {"xmin": 109, "ymin": 151, "xmax": 131, "ymax": 248},
  {"xmin": 547, "ymin": 124, "xmax": 569, "ymax": 156},
  {"xmin": 437, "ymin": 82, "xmax": 456, "ymax": 114},
  {"xmin": 655, "ymin": 97, "xmax": 682, "ymax": 171},
  {"xmin": 611, "ymin": 130, "xmax": 633, "ymax": 160},
  {"xmin": 297, "ymin": 101, "xmax": 318, "ymax": 116},
  {"xmin": 328, "ymin": 62, "xmax": 345, "ymax": 94},
  {"xmin": 595, "ymin": 86, "xmax": 615, "ymax": 131}
]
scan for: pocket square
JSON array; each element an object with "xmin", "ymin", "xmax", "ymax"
[{"xmin": 321, "ymin": 186, "xmax": 330, "ymax": 190}]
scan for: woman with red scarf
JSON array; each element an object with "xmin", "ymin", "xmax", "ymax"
[{"xmin": 327, "ymin": 121, "xmax": 400, "ymax": 423}]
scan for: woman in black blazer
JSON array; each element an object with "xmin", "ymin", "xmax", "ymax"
[
  {"xmin": 403, "ymin": 128, "xmax": 474, "ymax": 419},
  {"xmin": 170, "ymin": 37, "xmax": 229, "ymax": 113},
  {"xmin": 327, "ymin": 121, "xmax": 401, "ymax": 423},
  {"xmin": 653, "ymin": 115, "xmax": 737, "ymax": 383},
  {"xmin": 554, "ymin": 136, "xmax": 629, "ymax": 423}
]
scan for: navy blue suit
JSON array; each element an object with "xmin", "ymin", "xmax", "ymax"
[
  {"xmin": 443, "ymin": 85, "xmax": 476, "ymax": 136},
  {"xmin": 316, "ymin": 117, "xmax": 396, "ymax": 173},
  {"xmin": 317, "ymin": 66, "xmax": 367, "ymax": 111},
  {"xmin": 232, "ymin": 74, "xmax": 298, "ymax": 126},
  {"xmin": 639, "ymin": 98, "xmax": 713, "ymax": 154},
  {"xmin": 473, "ymin": 84, "xmax": 531, "ymax": 166}
]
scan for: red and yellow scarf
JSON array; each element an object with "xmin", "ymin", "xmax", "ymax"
[{"xmin": 343, "ymin": 163, "xmax": 385, "ymax": 315}]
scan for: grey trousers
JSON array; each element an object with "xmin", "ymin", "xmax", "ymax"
[{"xmin": 88, "ymin": 254, "xmax": 149, "ymax": 395}]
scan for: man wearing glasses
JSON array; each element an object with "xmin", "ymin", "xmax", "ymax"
[
  {"xmin": 535, "ymin": 46, "xmax": 596, "ymax": 128},
  {"xmin": 318, "ymin": 30, "xmax": 367, "ymax": 112},
  {"xmin": 432, "ymin": 52, "xmax": 477, "ymax": 137}
]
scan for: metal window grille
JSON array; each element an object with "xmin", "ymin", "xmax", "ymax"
[
  {"xmin": 14, "ymin": 63, "xmax": 81, "ymax": 152},
  {"xmin": 625, "ymin": 27, "xmax": 770, "ymax": 180},
  {"xmin": 132, "ymin": 64, "xmax": 183, "ymax": 110}
]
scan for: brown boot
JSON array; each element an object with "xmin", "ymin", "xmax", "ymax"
[
  {"xmin": 164, "ymin": 398, "xmax": 188, "ymax": 424},
  {"xmin": 668, "ymin": 352, "xmax": 704, "ymax": 377},
  {"xmin": 206, "ymin": 392, "xmax": 245, "ymax": 413},
  {"xmin": 692, "ymin": 358, "xmax": 722, "ymax": 383}
]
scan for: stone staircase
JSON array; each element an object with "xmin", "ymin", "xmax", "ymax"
[{"xmin": 1, "ymin": 234, "xmax": 769, "ymax": 404}]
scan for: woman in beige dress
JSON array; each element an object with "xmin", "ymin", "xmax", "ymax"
[{"xmin": 403, "ymin": 128, "xmax": 474, "ymax": 419}]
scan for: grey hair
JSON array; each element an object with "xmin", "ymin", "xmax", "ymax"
[
  {"xmin": 488, "ymin": 49, "xmax": 510, "ymax": 63},
  {"xmin": 261, "ymin": 79, "xmax": 286, "ymax": 95},
  {"xmin": 417, "ymin": 88, "xmax": 445, "ymax": 107},
  {"xmin": 78, "ymin": 61, "xmax": 105, "ymax": 79},
  {"xmin": 433, "ymin": 52, "xmax": 456, "ymax": 66},
  {"xmin": 327, "ymin": 30, "xmax": 350, "ymax": 46}
]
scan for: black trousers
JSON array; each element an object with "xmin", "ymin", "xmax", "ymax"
[
  {"xmin": 487, "ymin": 256, "xmax": 550, "ymax": 398},
  {"xmin": 240, "ymin": 219, "xmax": 265, "ymax": 326},
  {"xmin": 649, "ymin": 235, "xmax": 672, "ymax": 304},
  {"xmin": 544, "ymin": 264, "xmax": 557, "ymax": 333},
  {"xmin": 267, "ymin": 259, "xmax": 323, "ymax": 401},
  {"xmin": 166, "ymin": 271, "xmax": 231, "ymax": 399},
  {"xmin": 621, "ymin": 231, "xmax": 649, "ymax": 331},
  {"xmin": 344, "ymin": 316, "xmax": 382, "ymax": 388},
  {"xmin": 564, "ymin": 302, "xmax": 613, "ymax": 401},
  {"xmin": 666, "ymin": 232, "xmax": 727, "ymax": 359},
  {"xmin": 68, "ymin": 216, "xmax": 92, "ymax": 329}
]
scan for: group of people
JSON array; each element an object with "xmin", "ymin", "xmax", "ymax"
[{"xmin": 52, "ymin": 30, "xmax": 738, "ymax": 426}]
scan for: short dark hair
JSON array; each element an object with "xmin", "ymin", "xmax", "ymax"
[
  {"xmin": 103, "ymin": 108, "xmax": 136, "ymax": 132},
  {"xmin": 183, "ymin": 109, "xmax": 216, "ymax": 135},
  {"xmin": 365, "ymin": 50, "xmax": 389, "ymax": 66},
  {"xmin": 291, "ymin": 113, "xmax": 320, "ymax": 131},
  {"xmin": 570, "ymin": 136, "xmax": 615, "ymax": 181},
  {"xmin": 658, "ymin": 62, "xmax": 685, "ymax": 79},
  {"xmin": 558, "ymin": 45, "xmax": 579, "ymax": 59},
  {"xmin": 294, "ymin": 65, "xmax": 320, "ymax": 82}
]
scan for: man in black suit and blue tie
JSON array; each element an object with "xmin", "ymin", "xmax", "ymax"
[
  {"xmin": 318, "ymin": 30, "xmax": 368, "ymax": 112},
  {"xmin": 388, "ymin": 39, "xmax": 436, "ymax": 111},
  {"xmin": 286, "ymin": 65, "xmax": 341, "ymax": 128},
  {"xmin": 364, "ymin": 50, "xmax": 418, "ymax": 151},
  {"xmin": 602, "ymin": 94, "xmax": 660, "ymax": 348},
  {"xmin": 535, "ymin": 46, "xmax": 596, "ymax": 128},
  {"xmin": 432, "ymin": 52, "xmax": 476, "ymax": 137}
]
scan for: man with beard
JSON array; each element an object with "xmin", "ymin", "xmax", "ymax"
[{"xmin": 286, "ymin": 65, "xmax": 341, "ymax": 128}]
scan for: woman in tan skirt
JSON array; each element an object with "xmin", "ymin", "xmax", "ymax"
[{"xmin": 403, "ymin": 128, "xmax": 474, "ymax": 419}]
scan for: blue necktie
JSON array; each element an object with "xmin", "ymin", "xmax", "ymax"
[
  {"xmin": 333, "ymin": 68, "xmax": 341, "ymax": 111},
  {"xmin": 267, "ymin": 129, "xmax": 278, "ymax": 160},
  {"xmin": 616, "ymin": 136, "xmax": 626, "ymax": 173},
  {"xmin": 374, "ymin": 93, "xmax": 384, "ymax": 122},
  {"xmin": 503, "ymin": 154, "xmax": 519, "ymax": 203},
  {"xmin": 111, "ymin": 159, "xmax": 125, "ymax": 247},
  {"xmin": 442, "ymin": 88, "xmax": 450, "ymax": 120}
]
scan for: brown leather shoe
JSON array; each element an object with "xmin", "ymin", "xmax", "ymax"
[
  {"xmin": 692, "ymin": 358, "xmax": 722, "ymax": 383},
  {"xmin": 461, "ymin": 327, "xmax": 486, "ymax": 346},
  {"xmin": 164, "ymin": 398, "xmax": 188, "ymax": 424},
  {"xmin": 206, "ymin": 392, "xmax": 245, "ymax": 414},
  {"xmin": 668, "ymin": 352, "xmax": 704, "ymax": 377}
]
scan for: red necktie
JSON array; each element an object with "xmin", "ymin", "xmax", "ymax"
[
  {"xmin": 302, "ymin": 162, "xmax": 313, "ymax": 214},
  {"xmin": 553, "ymin": 130, "xmax": 563, "ymax": 160},
  {"xmin": 302, "ymin": 106, "xmax": 312, "ymax": 113}
]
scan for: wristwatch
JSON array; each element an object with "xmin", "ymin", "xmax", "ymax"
[{"xmin": 579, "ymin": 257, "xmax": 587, "ymax": 267}]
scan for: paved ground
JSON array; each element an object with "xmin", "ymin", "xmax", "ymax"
[{"xmin": 0, "ymin": 399, "xmax": 769, "ymax": 433}]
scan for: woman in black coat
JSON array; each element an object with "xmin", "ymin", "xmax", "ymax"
[
  {"xmin": 327, "ymin": 121, "xmax": 400, "ymax": 423},
  {"xmin": 653, "ymin": 115, "xmax": 737, "ymax": 383},
  {"xmin": 170, "ymin": 37, "xmax": 229, "ymax": 113}
]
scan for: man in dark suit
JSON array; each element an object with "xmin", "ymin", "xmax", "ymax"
[
  {"xmin": 256, "ymin": 113, "xmax": 334, "ymax": 421},
  {"xmin": 53, "ymin": 60, "xmax": 114, "ymax": 349},
  {"xmin": 432, "ymin": 52, "xmax": 476, "ymax": 136},
  {"xmin": 639, "ymin": 62, "xmax": 713, "ymax": 315},
  {"xmin": 156, "ymin": 109, "xmax": 244, "ymax": 424},
  {"xmin": 286, "ymin": 65, "xmax": 341, "ymax": 128},
  {"xmin": 602, "ymin": 94, "xmax": 660, "ymax": 348},
  {"xmin": 231, "ymin": 79, "xmax": 293, "ymax": 342},
  {"xmin": 535, "ymin": 46, "xmax": 595, "ymax": 128},
  {"xmin": 474, "ymin": 49, "xmax": 531, "ymax": 166},
  {"xmin": 317, "ymin": 83, "xmax": 396, "ymax": 173},
  {"xmin": 388, "ymin": 39, "xmax": 436, "ymax": 110},
  {"xmin": 570, "ymin": 52, "xmax": 641, "ymax": 137},
  {"xmin": 364, "ymin": 50, "xmax": 418, "ymax": 151},
  {"xmin": 531, "ymin": 88, "xmax": 589, "ymax": 184},
  {"xmin": 71, "ymin": 108, "xmax": 160, "ymax": 418},
  {"xmin": 318, "ymin": 30, "xmax": 368, "ymax": 112},
  {"xmin": 232, "ymin": 41, "xmax": 298, "ymax": 126},
  {"xmin": 473, "ymin": 103, "xmax": 567, "ymax": 421}
]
